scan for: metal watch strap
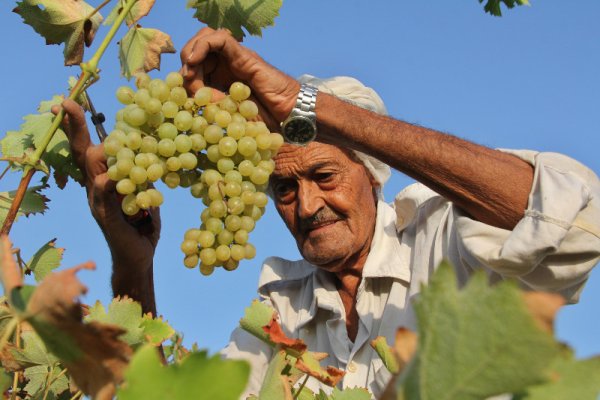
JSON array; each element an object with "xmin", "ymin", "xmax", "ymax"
[{"xmin": 296, "ymin": 84, "xmax": 318, "ymax": 114}]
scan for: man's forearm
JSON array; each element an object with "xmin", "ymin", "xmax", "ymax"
[
  {"xmin": 112, "ymin": 260, "xmax": 157, "ymax": 316},
  {"xmin": 315, "ymin": 92, "xmax": 534, "ymax": 230}
]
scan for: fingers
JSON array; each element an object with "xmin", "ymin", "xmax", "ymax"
[{"xmin": 57, "ymin": 99, "xmax": 93, "ymax": 178}]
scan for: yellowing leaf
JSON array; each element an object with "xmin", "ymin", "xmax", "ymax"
[
  {"xmin": 187, "ymin": 0, "xmax": 282, "ymax": 39},
  {"xmin": 104, "ymin": 0, "xmax": 156, "ymax": 27},
  {"xmin": 119, "ymin": 27, "xmax": 175, "ymax": 80},
  {"xmin": 13, "ymin": 0, "xmax": 103, "ymax": 65},
  {"xmin": 140, "ymin": 314, "xmax": 175, "ymax": 346}
]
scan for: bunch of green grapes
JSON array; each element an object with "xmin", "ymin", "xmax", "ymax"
[{"xmin": 103, "ymin": 72, "xmax": 284, "ymax": 275}]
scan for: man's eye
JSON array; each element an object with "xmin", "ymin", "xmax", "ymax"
[
  {"xmin": 274, "ymin": 182, "xmax": 293, "ymax": 196},
  {"xmin": 315, "ymin": 172, "xmax": 334, "ymax": 182}
]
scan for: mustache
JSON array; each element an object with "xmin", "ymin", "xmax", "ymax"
[{"xmin": 299, "ymin": 207, "xmax": 344, "ymax": 232}]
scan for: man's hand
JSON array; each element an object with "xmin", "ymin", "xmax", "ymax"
[
  {"xmin": 53, "ymin": 99, "xmax": 160, "ymax": 313},
  {"xmin": 180, "ymin": 28, "xmax": 300, "ymax": 129}
]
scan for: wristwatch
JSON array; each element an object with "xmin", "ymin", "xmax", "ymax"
[{"xmin": 281, "ymin": 83, "xmax": 318, "ymax": 145}]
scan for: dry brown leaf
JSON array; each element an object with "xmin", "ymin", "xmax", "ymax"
[
  {"xmin": 262, "ymin": 316, "xmax": 307, "ymax": 354},
  {"xmin": 522, "ymin": 291, "xmax": 565, "ymax": 334},
  {"xmin": 393, "ymin": 327, "xmax": 418, "ymax": 367},
  {"xmin": 294, "ymin": 353, "xmax": 345, "ymax": 387},
  {"xmin": 27, "ymin": 262, "xmax": 132, "ymax": 400},
  {"xmin": 0, "ymin": 235, "xmax": 23, "ymax": 293}
]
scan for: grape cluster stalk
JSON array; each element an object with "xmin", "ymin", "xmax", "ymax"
[{"xmin": 105, "ymin": 72, "xmax": 284, "ymax": 275}]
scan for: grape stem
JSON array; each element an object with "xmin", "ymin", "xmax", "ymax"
[{"xmin": 0, "ymin": 0, "xmax": 138, "ymax": 237}]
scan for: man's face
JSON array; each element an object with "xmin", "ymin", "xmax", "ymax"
[{"xmin": 270, "ymin": 142, "xmax": 378, "ymax": 273}]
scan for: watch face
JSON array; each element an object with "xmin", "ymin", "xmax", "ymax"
[{"xmin": 283, "ymin": 117, "xmax": 316, "ymax": 144}]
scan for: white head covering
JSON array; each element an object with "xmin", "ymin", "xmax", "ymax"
[{"xmin": 297, "ymin": 75, "xmax": 392, "ymax": 199}]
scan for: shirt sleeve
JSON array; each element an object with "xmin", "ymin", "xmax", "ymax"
[
  {"xmin": 220, "ymin": 299, "xmax": 274, "ymax": 399},
  {"xmin": 451, "ymin": 150, "xmax": 600, "ymax": 302}
]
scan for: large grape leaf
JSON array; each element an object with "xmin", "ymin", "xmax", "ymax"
[
  {"xmin": 0, "ymin": 185, "xmax": 49, "ymax": 227},
  {"xmin": 13, "ymin": 0, "xmax": 103, "ymax": 65},
  {"xmin": 187, "ymin": 0, "xmax": 282, "ymax": 39},
  {"xmin": 256, "ymin": 350, "xmax": 293, "ymax": 400},
  {"xmin": 104, "ymin": 0, "xmax": 156, "ymax": 27},
  {"xmin": 119, "ymin": 26, "xmax": 175, "ymax": 80},
  {"xmin": 478, "ymin": 0, "xmax": 529, "ymax": 16},
  {"xmin": 0, "ymin": 96, "xmax": 83, "ymax": 188},
  {"xmin": 26, "ymin": 239, "xmax": 64, "ymax": 282},
  {"xmin": 398, "ymin": 262, "xmax": 562, "ymax": 400},
  {"xmin": 514, "ymin": 350, "xmax": 600, "ymax": 400},
  {"xmin": 117, "ymin": 344, "xmax": 250, "ymax": 400},
  {"xmin": 86, "ymin": 297, "xmax": 174, "ymax": 347}
]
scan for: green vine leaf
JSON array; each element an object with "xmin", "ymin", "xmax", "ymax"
[
  {"xmin": 0, "ymin": 96, "xmax": 83, "ymax": 188},
  {"xmin": 119, "ymin": 26, "xmax": 176, "ymax": 80},
  {"xmin": 514, "ymin": 350, "xmax": 600, "ymax": 400},
  {"xmin": 256, "ymin": 350, "xmax": 293, "ymax": 400},
  {"xmin": 478, "ymin": 0, "xmax": 530, "ymax": 16},
  {"xmin": 239, "ymin": 299, "xmax": 277, "ymax": 346},
  {"xmin": 13, "ymin": 0, "xmax": 104, "ymax": 65},
  {"xmin": 118, "ymin": 344, "xmax": 250, "ymax": 400},
  {"xmin": 0, "ymin": 185, "xmax": 50, "ymax": 228},
  {"xmin": 26, "ymin": 239, "xmax": 65, "ymax": 282},
  {"xmin": 104, "ymin": 0, "xmax": 156, "ymax": 27},
  {"xmin": 86, "ymin": 296, "xmax": 175, "ymax": 347},
  {"xmin": 330, "ymin": 387, "xmax": 372, "ymax": 400},
  {"xmin": 399, "ymin": 261, "xmax": 563, "ymax": 400},
  {"xmin": 187, "ymin": 0, "xmax": 282, "ymax": 39}
]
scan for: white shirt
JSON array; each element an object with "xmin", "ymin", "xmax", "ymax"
[{"xmin": 222, "ymin": 150, "xmax": 600, "ymax": 399}]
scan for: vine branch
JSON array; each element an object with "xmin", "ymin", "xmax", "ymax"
[{"xmin": 0, "ymin": 0, "xmax": 138, "ymax": 237}]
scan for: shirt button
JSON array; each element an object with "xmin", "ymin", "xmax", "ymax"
[{"xmin": 347, "ymin": 361, "xmax": 357, "ymax": 373}]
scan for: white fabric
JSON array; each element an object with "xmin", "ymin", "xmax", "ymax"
[
  {"xmin": 297, "ymin": 75, "xmax": 392, "ymax": 196},
  {"xmin": 222, "ymin": 150, "xmax": 600, "ymax": 399}
]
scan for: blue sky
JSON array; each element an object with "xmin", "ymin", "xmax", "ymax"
[{"xmin": 1, "ymin": 1, "xmax": 599, "ymax": 358}]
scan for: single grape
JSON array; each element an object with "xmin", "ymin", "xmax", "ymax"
[
  {"xmin": 166, "ymin": 156, "xmax": 182, "ymax": 172},
  {"xmin": 126, "ymin": 131, "xmax": 143, "ymax": 150},
  {"xmin": 116, "ymin": 178, "xmax": 136, "ymax": 195},
  {"xmin": 218, "ymin": 136, "xmax": 237, "ymax": 157},
  {"xmin": 224, "ymin": 181, "xmax": 242, "ymax": 197},
  {"xmin": 203, "ymin": 104, "xmax": 220, "ymax": 123},
  {"xmin": 136, "ymin": 191, "xmax": 152, "ymax": 209},
  {"xmin": 116, "ymin": 86, "xmax": 135, "ymax": 105},
  {"xmin": 104, "ymin": 136, "xmax": 122, "ymax": 157},
  {"xmin": 170, "ymin": 87, "xmax": 188, "ymax": 106},
  {"xmin": 140, "ymin": 136, "xmax": 158, "ymax": 153},
  {"xmin": 184, "ymin": 228, "xmax": 202, "ymax": 241},
  {"xmin": 190, "ymin": 182, "xmax": 206, "ymax": 198},
  {"xmin": 164, "ymin": 172, "xmax": 180, "ymax": 188},
  {"xmin": 147, "ymin": 188, "xmax": 164, "ymax": 206},
  {"xmin": 250, "ymin": 167, "xmax": 270, "ymax": 185},
  {"xmin": 165, "ymin": 71, "xmax": 184, "ymax": 88},
  {"xmin": 238, "ymin": 160, "xmax": 255, "ymax": 177},
  {"xmin": 206, "ymin": 217, "xmax": 224, "ymax": 234},
  {"xmin": 181, "ymin": 239, "xmax": 199, "ymax": 256},
  {"xmin": 107, "ymin": 165, "xmax": 123, "ymax": 181},
  {"xmin": 146, "ymin": 163, "xmax": 164, "ymax": 182},
  {"xmin": 191, "ymin": 116, "xmax": 208, "ymax": 134},
  {"xmin": 122, "ymin": 194, "xmax": 139, "ymax": 216},
  {"xmin": 238, "ymin": 137, "xmax": 257, "ymax": 157},
  {"xmin": 254, "ymin": 192, "xmax": 269, "ymax": 208},
  {"xmin": 150, "ymin": 79, "xmax": 170, "ymax": 102},
  {"xmin": 204, "ymin": 124, "xmax": 224, "ymax": 144},
  {"xmin": 244, "ymin": 243, "xmax": 257, "ymax": 259},
  {"xmin": 162, "ymin": 101, "xmax": 179, "ymax": 119},
  {"xmin": 147, "ymin": 112, "xmax": 165, "ymax": 128},
  {"xmin": 157, "ymin": 139, "xmax": 176, "ymax": 157},
  {"xmin": 223, "ymin": 258, "xmax": 239, "ymax": 271},
  {"xmin": 174, "ymin": 110, "xmax": 193, "ymax": 131},
  {"xmin": 270, "ymin": 133, "xmax": 284, "ymax": 153},
  {"xmin": 208, "ymin": 183, "xmax": 223, "ymax": 201},
  {"xmin": 134, "ymin": 88, "xmax": 151, "ymax": 108},
  {"xmin": 129, "ymin": 165, "xmax": 148, "ymax": 184},
  {"xmin": 234, "ymin": 229, "xmax": 249, "ymax": 244},
  {"xmin": 198, "ymin": 230, "xmax": 216, "ymax": 248},
  {"xmin": 174, "ymin": 134, "xmax": 193, "ymax": 153},
  {"xmin": 179, "ymin": 152, "xmax": 198, "ymax": 170},
  {"xmin": 214, "ymin": 110, "xmax": 232, "ymax": 128},
  {"xmin": 217, "ymin": 229, "xmax": 234, "ymax": 245},
  {"xmin": 116, "ymin": 158, "xmax": 134, "ymax": 175},
  {"xmin": 224, "ymin": 170, "xmax": 243, "ymax": 184},
  {"xmin": 202, "ymin": 169, "xmax": 222, "ymax": 186},
  {"xmin": 194, "ymin": 87, "xmax": 212, "ymax": 106},
  {"xmin": 135, "ymin": 73, "xmax": 151, "ymax": 89},
  {"xmin": 240, "ymin": 216, "xmax": 255, "ymax": 232},
  {"xmin": 241, "ymin": 190, "xmax": 255, "ymax": 205},
  {"xmin": 124, "ymin": 106, "xmax": 147, "ymax": 127},
  {"xmin": 145, "ymin": 97, "xmax": 162, "ymax": 114},
  {"xmin": 199, "ymin": 263, "xmax": 215, "ymax": 276},
  {"xmin": 209, "ymin": 200, "xmax": 227, "ymax": 218},
  {"xmin": 229, "ymin": 82, "xmax": 250, "ymax": 101},
  {"xmin": 215, "ymin": 245, "xmax": 231, "ymax": 262},
  {"xmin": 184, "ymin": 254, "xmax": 199, "ymax": 269},
  {"xmin": 256, "ymin": 132, "xmax": 272, "ymax": 150},
  {"xmin": 199, "ymin": 248, "xmax": 217, "ymax": 265},
  {"xmin": 225, "ymin": 215, "xmax": 242, "ymax": 232},
  {"xmin": 217, "ymin": 157, "xmax": 234, "ymax": 173},
  {"xmin": 228, "ymin": 197, "xmax": 245, "ymax": 215},
  {"xmin": 206, "ymin": 145, "xmax": 221, "ymax": 163},
  {"xmin": 190, "ymin": 133, "xmax": 207, "ymax": 151},
  {"xmin": 230, "ymin": 244, "xmax": 246, "ymax": 261}
]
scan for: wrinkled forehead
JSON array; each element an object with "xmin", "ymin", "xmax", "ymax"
[{"xmin": 273, "ymin": 142, "xmax": 362, "ymax": 177}]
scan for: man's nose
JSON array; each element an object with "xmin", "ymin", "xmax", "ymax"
[{"xmin": 297, "ymin": 181, "xmax": 325, "ymax": 219}]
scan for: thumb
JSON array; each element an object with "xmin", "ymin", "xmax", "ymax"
[{"xmin": 54, "ymin": 99, "xmax": 92, "ymax": 176}]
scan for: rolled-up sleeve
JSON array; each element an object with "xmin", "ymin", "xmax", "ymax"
[{"xmin": 453, "ymin": 151, "xmax": 600, "ymax": 302}]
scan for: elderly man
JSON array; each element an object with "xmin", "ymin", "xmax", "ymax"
[{"xmin": 58, "ymin": 28, "xmax": 600, "ymax": 398}]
